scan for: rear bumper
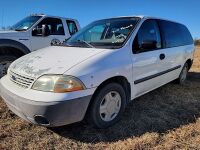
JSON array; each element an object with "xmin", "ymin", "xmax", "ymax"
[{"xmin": 0, "ymin": 77, "xmax": 92, "ymax": 127}]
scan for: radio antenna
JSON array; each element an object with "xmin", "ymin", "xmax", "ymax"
[{"xmin": 1, "ymin": 9, "xmax": 4, "ymax": 30}]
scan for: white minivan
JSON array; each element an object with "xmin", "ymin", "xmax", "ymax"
[{"xmin": 0, "ymin": 16, "xmax": 195, "ymax": 128}]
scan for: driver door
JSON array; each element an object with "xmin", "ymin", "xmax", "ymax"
[{"xmin": 31, "ymin": 17, "xmax": 65, "ymax": 51}]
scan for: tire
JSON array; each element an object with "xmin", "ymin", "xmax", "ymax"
[
  {"xmin": 176, "ymin": 63, "xmax": 189, "ymax": 85},
  {"xmin": 88, "ymin": 83, "xmax": 127, "ymax": 128},
  {"xmin": 0, "ymin": 55, "xmax": 17, "ymax": 78}
]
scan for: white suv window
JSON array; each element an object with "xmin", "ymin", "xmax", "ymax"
[
  {"xmin": 66, "ymin": 20, "xmax": 78, "ymax": 35},
  {"xmin": 37, "ymin": 17, "xmax": 65, "ymax": 35}
]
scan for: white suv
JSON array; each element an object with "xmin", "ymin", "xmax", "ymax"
[
  {"xmin": 0, "ymin": 14, "xmax": 80, "ymax": 77},
  {"xmin": 0, "ymin": 16, "xmax": 195, "ymax": 128}
]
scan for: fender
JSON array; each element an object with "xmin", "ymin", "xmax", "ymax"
[{"xmin": 0, "ymin": 39, "xmax": 30, "ymax": 54}]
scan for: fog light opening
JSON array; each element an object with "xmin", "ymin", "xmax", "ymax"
[{"xmin": 34, "ymin": 115, "xmax": 50, "ymax": 126}]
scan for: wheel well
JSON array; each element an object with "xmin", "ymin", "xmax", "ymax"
[
  {"xmin": 91, "ymin": 76, "xmax": 131, "ymax": 104},
  {"xmin": 0, "ymin": 46, "xmax": 25, "ymax": 58},
  {"xmin": 84, "ymin": 76, "xmax": 131, "ymax": 121},
  {"xmin": 186, "ymin": 59, "xmax": 192, "ymax": 70}
]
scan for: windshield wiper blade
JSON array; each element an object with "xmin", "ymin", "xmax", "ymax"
[
  {"xmin": 15, "ymin": 29, "xmax": 27, "ymax": 31},
  {"xmin": 77, "ymin": 40, "xmax": 95, "ymax": 48}
]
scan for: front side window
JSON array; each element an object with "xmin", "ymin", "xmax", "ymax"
[
  {"xmin": 65, "ymin": 17, "xmax": 140, "ymax": 49},
  {"xmin": 66, "ymin": 20, "xmax": 78, "ymax": 35},
  {"xmin": 11, "ymin": 16, "xmax": 42, "ymax": 31},
  {"xmin": 36, "ymin": 18, "xmax": 65, "ymax": 35},
  {"xmin": 133, "ymin": 19, "xmax": 161, "ymax": 53}
]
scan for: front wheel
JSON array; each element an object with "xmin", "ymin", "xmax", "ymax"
[
  {"xmin": 88, "ymin": 83, "xmax": 127, "ymax": 128},
  {"xmin": 0, "ymin": 55, "xmax": 17, "ymax": 78}
]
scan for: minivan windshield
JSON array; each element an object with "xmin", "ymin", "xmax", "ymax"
[
  {"xmin": 11, "ymin": 16, "xmax": 42, "ymax": 31},
  {"xmin": 65, "ymin": 17, "xmax": 140, "ymax": 49}
]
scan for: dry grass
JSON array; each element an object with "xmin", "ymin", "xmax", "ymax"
[{"xmin": 0, "ymin": 47, "xmax": 200, "ymax": 150}]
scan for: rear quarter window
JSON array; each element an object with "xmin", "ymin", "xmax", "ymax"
[
  {"xmin": 66, "ymin": 20, "xmax": 78, "ymax": 35},
  {"xmin": 159, "ymin": 20, "xmax": 193, "ymax": 48}
]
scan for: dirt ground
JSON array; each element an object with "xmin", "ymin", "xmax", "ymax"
[{"xmin": 0, "ymin": 47, "xmax": 200, "ymax": 150}]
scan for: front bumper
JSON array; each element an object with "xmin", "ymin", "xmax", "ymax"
[{"xmin": 0, "ymin": 76, "xmax": 92, "ymax": 127}]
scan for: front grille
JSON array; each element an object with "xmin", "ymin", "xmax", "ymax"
[{"xmin": 9, "ymin": 70, "xmax": 35, "ymax": 88}]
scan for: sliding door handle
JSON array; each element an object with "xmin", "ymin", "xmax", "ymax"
[{"xmin": 159, "ymin": 53, "xmax": 165, "ymax": 60}]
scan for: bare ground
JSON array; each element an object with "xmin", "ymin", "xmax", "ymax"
[{"xmin": 0, "ymin": 47, "xmax": 200, "ymax": 150}]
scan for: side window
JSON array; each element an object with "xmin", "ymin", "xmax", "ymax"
[
  {"xmin": 66, "ymin": 20, "xmax": 78, "ymax": 35},
  {"xmin": 159, "ymin": 20, "xmax": 193, "ymax": 48},
  {"xmin": 36, "ymin": 18, "xmax": 65, "ymax": 35},
  {"xmin": 179, "ymin": 25, "xmax": 193, "ymax": 45},
  {"xmin": 133, "ymin": 20, "xmax": 161, "ymax": 53}
]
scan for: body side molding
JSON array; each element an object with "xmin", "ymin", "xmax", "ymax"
[{"xmin": 134, "ymin": 65, "xmax": 181, "ymax": 84}]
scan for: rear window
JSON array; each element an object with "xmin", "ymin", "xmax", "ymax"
[
  {"xmin": 66, "ymin": 20, "xmax": 78, "ymax": 35},
  {"xmin": 159, "ymin": 20, "xmax": 193, "ymax": 48}
]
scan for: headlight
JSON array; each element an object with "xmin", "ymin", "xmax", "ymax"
[{"xmin": 32, "ymin": 75, "xmax": 86, "ymax": 93}]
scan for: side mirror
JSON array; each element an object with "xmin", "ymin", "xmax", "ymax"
[
  {"xmin": 32, "ymin": 24, "xmax": 50, "ymax": 37},
  {"xmin": 140, "ymin": 40, "xmax": 157, "ymax": 50},
  {"xmin": 41, "ymin": 24, "xmax": 50, "ymax": 36}
]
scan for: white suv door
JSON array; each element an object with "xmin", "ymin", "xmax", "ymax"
[
  {"xmin": 30, "ymin": 17, "xmax": 66, "ymax": 51},
  {"xmin": 131, "ymin": 19, "xmax": 166, "ymax": 97}
]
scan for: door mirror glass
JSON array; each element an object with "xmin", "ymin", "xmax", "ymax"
[
  {"xmin": 41, "ymin": 24, "xmax": 50, "ymax": 36},
  {"xmin": 32, "ymin": 27, "xmax": 39, "ymax": 36},
  {"xmin": 141, "ymin": 40, "xmax": 157, "ymax": 50},
  {"xmin": 32, "ymin": 24, "xmax": 50, "ymax": 37}
]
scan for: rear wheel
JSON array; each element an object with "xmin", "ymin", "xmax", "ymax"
[
  {"xmin": 0, "ymin": 55, "xmax": 17, "ymax": 78},
  {"xmin": 88, "ymin": 83, "xmax": 127, "ymax": 128},
  {"xmin": 176, "ymin": 63, "xmax": 189, "ymax": 85}
]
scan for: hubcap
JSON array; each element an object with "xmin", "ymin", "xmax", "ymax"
[
  {"xmin": 0, "ymin": 61, "xmax": 12, "ymax": 78},
  {"xmin": 100, "ymin": 91, "xmax": 121, "ymax": 122},
  {"xmin": 180, "ymin": 66, "xmax": 188, "ymax": 82}
]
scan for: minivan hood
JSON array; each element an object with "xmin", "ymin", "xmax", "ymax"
[{"xmin": 10, "ymin": 46, "xmax": 107, "ymax": 78}]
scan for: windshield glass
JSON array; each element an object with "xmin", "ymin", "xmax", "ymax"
[
  {"xmin": 11, "ymin": 16, "xmax": 42, "ymax": 31},
  {"xmin": 65, "ymin": 17, "xmax": 140, "ymax": 49}
]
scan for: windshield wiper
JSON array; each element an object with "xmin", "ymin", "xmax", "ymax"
[
  {"xmin": 77, "ymin": 40, "xmax": 95, "ymax": 48},
  {"xmin": 15, "ymin": 29, "xmax": 27, "ymax": 31}
]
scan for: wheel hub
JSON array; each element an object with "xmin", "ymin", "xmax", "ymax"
[{"xmin": 100, "ymin": 91, "xmax": 121, "ymax": 122}]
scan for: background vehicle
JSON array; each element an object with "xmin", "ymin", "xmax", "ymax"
[
  {"xmin": 0, "ymin": 14, "xmax": 80, "ymax": 77},
  {"xmin": 0, "ymin": 16, "xmax": 195, "ymax": 128}
]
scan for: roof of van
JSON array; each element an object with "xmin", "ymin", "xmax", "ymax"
[{"xmin": 99, "ymin": 15, "xmax": 182, "ymax": 25}]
